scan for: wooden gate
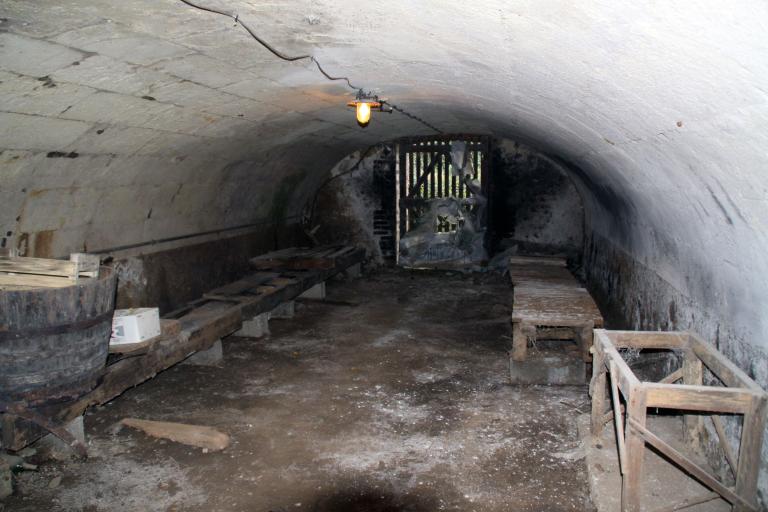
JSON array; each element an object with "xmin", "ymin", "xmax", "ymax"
[{"xmin": 397, "ymin": 134, "xmax": 490, "ymax": 237}]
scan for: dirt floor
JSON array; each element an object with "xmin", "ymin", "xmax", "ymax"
[{"xmin": 4, "ymin": 268, "xmax": 595, "ymax": 512}]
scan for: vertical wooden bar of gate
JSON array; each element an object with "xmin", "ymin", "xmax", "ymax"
[
  {"xmin": 429, "ymin": 142, "xmax": 436, "ymax": 199},
  {"xmin": 436, "ymin": 140, "xmax": 442, "ymax": 199},
  {"xmin": 398, "ymin": 138, "xmax": 408, "ymax": 237}
]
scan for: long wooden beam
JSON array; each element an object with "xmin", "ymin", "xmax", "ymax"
[
  {"xmin": 643, "ymin": 383, "xmax": 757, "ymax": 414},
  {"xmin": 604, "ymin": 330, "xmax": 689, "ymax": 349},
  {"xmin": 711, "ymin": 415, "xmax": 737, "ymax": 475},
  {"xmin": 650, "ymin": 492, "xmax": 721, "ymax": 512},
  {"xmin": 595, "ymin": 329, "xmax": 640, "ymax": 399},
  {"xmin": 689, "ymin": 334, "xmax": 763, "ymax": 392}
]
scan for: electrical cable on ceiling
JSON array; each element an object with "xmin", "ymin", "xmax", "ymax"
[
  {"xmin": 178, "ymin": 0, "xmax": 441, "ymax": 133},
  {"xmin": 381, "ymin": 101, "xmax": 443, "ymax": 134}
]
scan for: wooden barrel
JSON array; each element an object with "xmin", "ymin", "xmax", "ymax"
[{"xmin": 0, "ymin": 267, "xmax": 117, "ymax": 407}]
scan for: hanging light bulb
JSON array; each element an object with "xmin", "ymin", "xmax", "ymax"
[
  {"xmin": 347, "ymin": 90, "xmax": 382, "ymax": 128},
  {"xmin": 356, "ymin": 101, "xmax": 372, "ymax": 126}
]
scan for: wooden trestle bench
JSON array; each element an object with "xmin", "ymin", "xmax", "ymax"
[
  {"xmin": 2, "ymin": 245, "xmax": 364, "ymax": 453},
  {"xmin": 508, "ymin": 256, "xmax": 603, "ymax": 364},
  {"xmin": 590, "ymin": 329, "xmax": 767, "ymax": 512}
]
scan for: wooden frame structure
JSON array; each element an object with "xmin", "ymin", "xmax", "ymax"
[
  {"xmin": 1, "ymin": 246, "xmax": 364, "ymax": 453},
  {"xmin": 509, "ymin": 256, "xmax": 603, "ymax": 362},
  {"xmin": 590, "ymin": 329, "xmax": 767, "ymax": 512}
]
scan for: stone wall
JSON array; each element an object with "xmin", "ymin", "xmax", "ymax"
[
  {"xmin": 110, "ymin": 223, "xmax": 304, "ymax": 314},
  {"xmin": 490, "ymin": 140, "xmax": 584, "ymax": 261}
]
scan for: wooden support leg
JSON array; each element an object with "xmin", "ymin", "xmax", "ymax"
[
  {"xmin": 590, "ymin": 354, "xmax": 607, "ymax": 436},
  {"xmin": 733, "ymin": 396, "xmax": 768, "ymax": 512},
  {"xmin": 511, "ymin": 321, "xmax": 527, "ymax": 362},
  {"xmin": 1, "ymin": 413, "xmax": 45, "ymax": 451},
  {"xmin": 577, "ymin": 323, "xmax": 594, "ymax": 362},
  {"xmin": 682, "ymin": 349, "xmax": 704, "ymax": 448},
  {"xmin": 622, "ymin": 387, "xmax": 647, "ymax": 512}
]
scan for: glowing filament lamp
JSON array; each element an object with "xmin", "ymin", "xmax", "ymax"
[{"xmin": 347, "ymin": 90, "xmax": 383, "ymax": 128}]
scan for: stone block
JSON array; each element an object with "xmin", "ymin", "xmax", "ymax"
[
  {"xmin": 182, "ymin": 339, "xmax": 223, "ymax": 366},
  {"xmin": 235, "ymin": 312, "xmax": 270, "ymax": 338},
  {"xmin": 269, "ymin": 301, "xmax": 295, "ymax": 319},
  {"xmin": 34, "ymin": 416, "xmax": 85, "ymax": 460},
  {"xmin": 0, "ymin": 33, "xmax": 84, "ymax": 76},
  {"xmin": 0, "ymin": 112, "xmax": 91, "ymax": 151},
  {"xmin": 299, "ymin": 282, "xmax": 326, "ymax": 300},
  {"xmin": 509, "ymin": 350, "xmax": 586, "ymax": 386}
]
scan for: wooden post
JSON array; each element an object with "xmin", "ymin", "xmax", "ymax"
[
  {"xmin": 682, "ymin": 348, "xmax": 704, "ymax": 448},
  {"xmin": 511, "ymin": 321, "xmax": 527, "ymax": 361},
  {"xmin": 733, "ymin": 395, "xmax": 767, "ymax": 512},
  {"xmin": 590, "ymin": 349, "xmax": 607, "ymax": 436},
  {"xmin": 622, "ymin": 386, "xmax": 647, "ymax": 512}
]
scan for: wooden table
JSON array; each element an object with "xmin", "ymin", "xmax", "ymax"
[{"xmin": 511, "ymin": 285, "xmax": 604, "ymax": 361}]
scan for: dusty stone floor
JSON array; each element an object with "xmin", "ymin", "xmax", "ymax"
[{"xmin": 5, "ymin": 268, "xmax": 594, "ymax": 512}]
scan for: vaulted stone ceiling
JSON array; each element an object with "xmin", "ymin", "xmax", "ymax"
[{"xmin": 2, "ymin": 1, "xmax": 768, "ymax": 350}]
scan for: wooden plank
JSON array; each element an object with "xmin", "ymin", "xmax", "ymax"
[
  {"xmin": 659, "ymin": 368, "xmax": 684, "ymax": 384},
  {"xmin": 622, "ymin": 387, "xmax": 647, "ymax": 512},
  {"xmin": 628, "ymin": 417, "xmax": 754, "ymax": 511},
  {"xmin": 251, "ymin": 257, "xmax": 335, "ymax": 270},
  {"xmin": 205, "ymin": 272, "xmax": 280, "ymax": 297},
  {"xmin": 590, "ymin": 346, "xmax": 608, "ymax": 435},
  {"xmin": 711, "ymin": 415, "xmax": 737, "ymax": 476},
  {"xmin": 119, "ymin": 418, "xmax": 230, "ymax": 452},
  {"xmin": 249, "ymin": 245, "xmax": 358, "ymax": 271},
  {"xmin": 511, "ymin": 322, "xmax": 527, "ymax": 362},
  {"xmin": 1, "ymin": 414, "xmax": 45, "ymax": 452},
  {"xmin": 0, "ymin": 254, "xmax": 99, "ymax": 279},
  {"xmin": 0, "ymin": 257, "xmax": 75, "ymax": 277},
  {"xmin": 508, "ymin": 266, "xmax": 578, "ymax": 289},
  {"xmin": 609, "ymin": 360, "xmax": 628, "ymax": 475},
  {"xmin": 689, "ymin": 333, "xmax": 763, "ymax": 392},
  {"xmin": 734, "ymin": 396, "xmax": 767, "ymax": 512},
  {"xmin": 162, "ymin": 298, "xmax": 209, "ymax": 320},
  {"xmin": 682, "ymin": 349, "xmax": 705, "ymax": 447},
  {"xmin": 0, "ymin": 274, "xmax": 78, "ymax": 289},
  {"xmin": 650, "ymin": 492, "xmax": 721, "ymax": 512},
  {"xmin": 604, "ymin": 331, "xmax": 689, "ymax": 349},
  {"xmin": 596, "ymin": 330, "xmax": 641, "ymax": 399},
  {"xmin": 511, "ymin": 286, "xmax": 603, "ymax": 326},
  {"xmin": 508, "ymin": 255, "xmax": 567, "ymax": 267},
  {"xmin": 643, "ymin": 383, "xmax": 756, "ymax": 414}
]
